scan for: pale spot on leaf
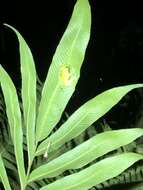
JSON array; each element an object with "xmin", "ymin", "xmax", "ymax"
[{"xmin": 60, "ymin": 66, "xmax": 71, "ymax": 86}]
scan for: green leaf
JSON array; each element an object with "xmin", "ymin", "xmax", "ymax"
[
  {"xmin": 36, "ymin": 0, "xmax": 91, "ymax": 143},
  {"xmin": 0, "ymin": 65, "xmax": 26, "ymax": 189},
  {"xmin": 29, "ymin": 128, "xmax": 143, "ymax": 182},
  {"xmin": 39, "ymin": 153, "xmax": 143, "ymax": 190},
  {"xmin": 0, "ymin": 154, "xmax": 12, "ymax": 190},
  {"xmin": 4, "ymin": 24, "xmax": 37, "ymax": 166},
  {"xmin": 36, "ymin": 84, "xmax": 143, "ymax": 156}
]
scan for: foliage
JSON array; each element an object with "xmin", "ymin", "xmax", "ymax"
[{"xmin": 0, "ymin": 0, "xmax": 143, "ymax": 189}]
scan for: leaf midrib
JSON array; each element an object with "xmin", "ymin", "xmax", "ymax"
[
  {"xmin": 36, "ymin": 13, "xmax": 84, "ymax": 142},
  {"xmin": 50, "ymin": 112, "xmax": 88, "ymax": 151},
  {"xmin": 43, "ymin": 153, "xmax": 141, "ymax": 190},
  {"xmin": 31, "ymin": 131, "xmax": 143, "ymax": 181},
  {"xmin": 30, "ymin": 137, "xmax": 111, "ymax": 181}
]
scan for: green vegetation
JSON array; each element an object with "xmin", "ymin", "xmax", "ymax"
[{"xmin": 0, "ymin": 0, "xmax": 143, "ymax": 189}]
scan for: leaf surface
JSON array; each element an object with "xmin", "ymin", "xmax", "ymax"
[
  {"xmin": 36, "ymin": 0, "xmax": 91, "ymax": 143},
  {"xmin": 39, "ymin": 153, "xmax": 143, "ymax": 190},
  {"xmin": 4, "ymin": 24, "xmax": 37, "ymax": 166},
  {"xmin": 29, "ymin": 128, "xmax": 143, "ymax": 181},
  {"xmin": 37, "ymin": 84, "xmax": 143, "ymax": 155},
  {"xmin": 0, "ymin": 65, "xmax": 26, "ymax": 188},
  {"xmin": 0, "ymin": 154, "xmax": 12, "ymax": 190}
]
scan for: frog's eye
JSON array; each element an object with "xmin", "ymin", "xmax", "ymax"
[{"xmin": 60, "ymin": 66, "xmax": 71, "ymax": 86}]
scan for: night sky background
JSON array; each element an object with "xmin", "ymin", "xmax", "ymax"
[{"xmin": 1, "ymin": 0, "xmax": 143, "ymax": 129}]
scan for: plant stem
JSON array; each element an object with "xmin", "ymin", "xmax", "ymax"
[{"xmin": 27, "ymin": 152, "xmax": 36, "ymax": 177}]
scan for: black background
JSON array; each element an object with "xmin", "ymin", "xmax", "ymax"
[{"xmin": 1, "ymin": 0, "xmax": 143, "ymax": 128}]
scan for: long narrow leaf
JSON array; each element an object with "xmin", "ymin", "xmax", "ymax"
[
  {"xmin": 36, "ymin": 0, "xmax": 91, "ymax": 143},
  {"xmin": 0, "ymin": 154, "xmax": 12, "ymax": 190},
  {"xmin": 36, "ymin": 84, "xmax": 143, "ymax": 155},
  {"xmin": 4, "ymin": 24, "xmax": 37, "ymax": 166},
  {"xmin": 39, "ymin": 153, "xmax": 143, "ymax": 190},
  {"xmin": 0, "ymin": 65, "xmax": 26, "ymax": 189},
  {"xmin": 29, "ymin": 128, "xmax": 143, "ymax": 182}
]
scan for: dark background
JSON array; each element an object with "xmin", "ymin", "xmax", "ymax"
[{"xmin": 0, "ymin": 0, "xmax": 143, "ymax": 128}]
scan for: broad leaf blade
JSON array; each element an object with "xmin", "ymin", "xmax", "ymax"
[
  {"xmin": 0, "ymin": 154, "xmax": 12, "ymax": 190},
  {"xmin": 36, "ymin": 0, "xmax": 91, "ymax": 143},
  {"xmin": 0, "ymin": 65, "xmax": 26, "ymax": 188},
  {"xmin": 29, "ymin": 128, "xmax": 143, "ymax": 181},
  {"xmin": 39, "ymin": 153, "xmax": 143, "ymax": 190},
  {"xmin": 36, "ymin": 84, "xmax": 143, "ymax": 155},
  {"xmin": 4, "ymin": 24, "xmax": 37, "ymax": 166}
]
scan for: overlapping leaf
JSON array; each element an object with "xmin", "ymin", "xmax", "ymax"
[
  {"xmin": 29, "ymin": 128, "xmax": 143, "ymax": 182},
  {"xmin": 4, "ymin": 24, "xmax": 37, "ymax": 167},
  {"xmin": 36, "ymin": 84, "xmax": 143, "ymax": 156},
  {"xmin": 0, "ymin": 65, "xmax": 26, "ymax": 189},
  {"xmin": 0, "ymin": 154, "xmax": 11, "ymax": 190},
  {"xmin": 39, "ymin": 153, "xmax": 143, "ymax": 190},
  {"xmin": 36, "ymin": 0, "xmax": 91, "ymax": 143},
  {"xmin": 1, "ymin": 1, "xmax": 143, "ymax": 190}
]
